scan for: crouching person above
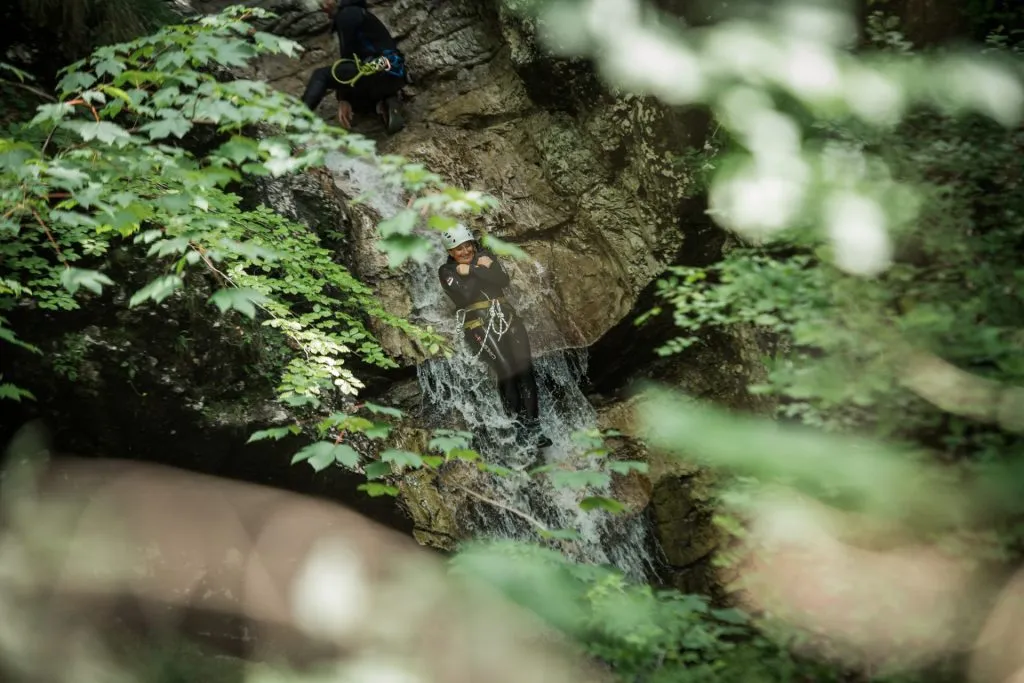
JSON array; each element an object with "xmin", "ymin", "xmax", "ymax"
[
  {"xmin": 437, "ymin": 224, "xmax": 553, "ymax": 451},
  {"xmin": 301, "ymin": 0, "xmax": 407, "ymax": 134}
]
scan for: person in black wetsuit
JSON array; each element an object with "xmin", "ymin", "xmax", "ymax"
[
  {"xmin": 301, "ymin": 0, "xmax": 407, "ymax": 134},
  {"xmin": 437, "ymin": 224, "xmax": 553, "ymax": 450}
]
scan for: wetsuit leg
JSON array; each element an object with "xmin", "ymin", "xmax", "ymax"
[
  {"xmin": 325, "ymin": 64, "xmax": 404, "ymax": 110},
  {"xmin": 500, "ymin": 318, "xmax": 540, "ymax": 424},
  {"xmin": 465, "ymin": 318, "xmax": 539, "ymax": 425},
  {"xmin": 300, "ymin": 66, "xmax": 336, "ymax": 110},
  {"xmin": 466, "ymin": 329, "xmax": 523, "ymax": 421}
]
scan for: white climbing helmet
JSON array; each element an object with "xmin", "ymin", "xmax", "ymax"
[{"xmin": 441, "ymin": 223, "xmax": 475, "ymax": 250}]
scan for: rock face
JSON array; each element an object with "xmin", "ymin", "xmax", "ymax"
[
  {"xmin": 242, "ymin": 0, "xmax": 715, "ymax": 358},
  {"xmin": 187, "ymin": 0, "xmax": 742, "ymax": 592}
]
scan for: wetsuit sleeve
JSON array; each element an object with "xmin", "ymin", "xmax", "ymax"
[
  {"xmin": 470, "ymin": 251, "xmax": 511, "ymax": 288},
  {"xmin": 439, "ymin": 263, "xmax": 483, "ymax": 307}
]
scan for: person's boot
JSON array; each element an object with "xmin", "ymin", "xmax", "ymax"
[{"xmin": 378, "ymin": 95, "xmax": 405, "ymax": 135}]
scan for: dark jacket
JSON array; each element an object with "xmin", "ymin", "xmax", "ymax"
[
  {"xmin": 438, "ymin": 247, "xmax": 515, "ymax": 325},
  {"xmin": 333, "ymin": 3, "xmax": 399, "ymax": 60}
]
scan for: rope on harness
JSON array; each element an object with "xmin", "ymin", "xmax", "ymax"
[
  {"xmin": 456, "ymin": 297, "xmax": 510, "ymax": 361},
  {"xmin": 330, "ymin": 50, "xmax": 406, "ymax": 86}
]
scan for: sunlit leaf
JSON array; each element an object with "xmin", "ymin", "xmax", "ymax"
[
  {"xmin": 364, "ymin": 460, "xmax": 392, "ymax": 480},
  {"xmin": 579, "ymin": 496, "xmax": 627, "ymax": 515},
  {"xmin": 208, "ymin": 288, "xmax": 270, "ymax": 319},
  {"xmin": 60, "ymin": 268, "xmax": 114, "ymax": 296},
  {"xmin": 128, "ymin": 275, "xmax": 183, "ymax": 307},
  {"xmin": 358, "ymin": 482, "xmax": 399, "ymax": 497},
  {"xmin": 380, "ymin": 449, "xmax": 423, "ymax": 468},
  {"xmin": 247, "ymin": 426, "xmax": 299, "ymax": 443},
  {"xmin": 548, "ymin": 469, "xmax": 611, "ymax": 490}
]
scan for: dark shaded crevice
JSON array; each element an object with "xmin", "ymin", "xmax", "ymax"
[{"xmin": 585, "ymin": 197, "xmax": 729, "ymax": 397}]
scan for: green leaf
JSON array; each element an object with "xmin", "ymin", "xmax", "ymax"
[
  {"xmin": 429, "ymin": 435, "xmax": 471, "ymax": 453},
  {"xmin": 61, "ymin": 120, "xmax": 132, "ymax": 145},
  {"xmin": 217, "ymin": 238, "xmax": 281, "ymax": 262},
  {"xmin": 94, "ymin": 58, "xmax": 125, "ymax": 78},
  {"xmin": 380, "ymin": 449, "xmax": 424, "ymax": 468},
  {"xmin": 59, "ymin": 267, "xmax": 114, "ymax": 296},
  {"xmin": 0, "ymin": 62, "xmax": 32, "ymax": 82},
  {"xmin": 427, "ymin": 214, "xmax": 458, "ymax": 232},
  {"xmin": 358, "ymin": 483, "xmax": 400, "ymax": 497},
  {"xmin": 548, "ymin": 469, "xmax": 611, "ymax": 490},
  {"xmin": 308, "ymin": 448, "xmax": 336, "ymax": 472},
  {"xmin": 45, "ymin": 165, "xmax": 90, "ymax": 187},
  {"xmin": 247, "ymin": 426, "xmax": 298, "ymax": 443},
  {"xmin": 264, "ymin": 155, "xmax": 301, "ymax": 176},
  {"xmin": 711, "ymin": 608, "xmax": 750, "ymax": 625},
  {"xmin": 0, "ymin": 325, "xmax": 41, "ymax": 354},
  {"xmin": 208, "ymin": 288, "xmax": 270, "ymax": 319},
  {"xmin": 363, "ymin": 402, "xmax": 404, "ymax": 418},
  {"xmin": 100, "ymin": 85, "xmax": 133, "ymax": 104},
  {"xmin": 363, "ymin": 422, "xmax": 391, "ymax": 440},
  {"xmin": 606, "ymin": 460, "xmax": 649, "ymax": 475},
  {"xmin": 478, "ymin": 461, "xmax": 514, "ymax": 476},
  {"xmin": 212, "ymin": 39, "xmax": 256, "ymax": 68},
  {"xmin": 448, "ymin": 447, "xmax": 480, "ymax": 462},
  {"xmin": 378, "ymin": 210, "xmax": 417, "ymax": 237},
  {"xmin": 364, "ymin": 460, "xmax": 392, "ymax": 480},
  {"xmin": 253, "ymin": 31, "xmax": 301, "ymax": 57},
  {"xmin": 58, "ymin": 71, "xmax": 97, "ymax": 93},
  {"xmin": 640, "ymin": 388, "xmax": 945, "ymax": 523},
  {"xmin": 29, "ymin": 102, "xmax": 75, "ymax": 126},
  {"xmin": 128, "ymin": 275, "xmax": 183, "ymax": 307},
  {"xmin": 291, "ymin": 441, "xmax": 334, "ymax": 467},
  {"xmin": 481, "ymin": 233, "xmax": 529, "ymax": 260},
  {"xmin": 378, "ymin": 233, "xmax": 434, "ymax": 269},
  {"xmin": 579, "ymin": 496, "xmax": 627, "ymax": 515},
  {"xmin": 214, "ymin": 136, "xmax": 261, "ymax": 164},
  {"xmin": 139, "ymin": 113, "xmax": 193, "ymax": 140},
  {"xmin": 332, "ymin": 443, "xmax": 361, "ymax": 468},
  {"xmin": 0, "ymin": 383, "xmax": 36, "ymax": 402},
  {"xmin": 147, "ymin": 237, "xmax": 191, "ymax": 257}
]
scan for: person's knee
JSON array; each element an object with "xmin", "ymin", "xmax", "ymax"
[{"xmin": 308, "ymin": 67, "xmax": 332, "ymax": 88}]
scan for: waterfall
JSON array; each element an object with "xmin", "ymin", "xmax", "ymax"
[{"xmin": 325, "ymin": 152, "xmax": 655, "ymax": 582}]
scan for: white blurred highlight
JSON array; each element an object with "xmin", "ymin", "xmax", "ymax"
[
  {"xmin": 701, "ymin": 23, "xmax": 780, "ymax": 83},
  {"xmin": 780, "ymin": 40, "xmax": 843, "ymax": 100},
  {"xmin": 774, "ymin": 3, "xmax": 857, "ymax": 47},
  {"xmin": 843, "ymin": 65, "xmax": 906, "ymax": 125},
  {"xmin": 825, "ymin": 192, "xmax": 892, "ymax": 277},
  {"xmin": 601, "ymin": 29, "xmax": 704, "ymax": 104},
  {"xmin": 945, "ymin": 58, "xmax": 1024, "ymax": 127},
  {"xmin": 291, "ymin": 538, "xmax": 371, "ymax": 641},
  {"xmin": 709, "ymin": 158, "xmax": 810, "ymax": 238}
]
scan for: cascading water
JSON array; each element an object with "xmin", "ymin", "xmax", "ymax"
[{"xmin": 326, "ymin": 151, "xmax": 655, "ymax": 582}]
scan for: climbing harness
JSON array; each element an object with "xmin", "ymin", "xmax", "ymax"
[
  {"xmin": 330, "ymin": 49, "xmax": 406, "ymax": 86},
  {"xmin": 456, "ymin": 296, "xmax": 511, "ymax": 361}
]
